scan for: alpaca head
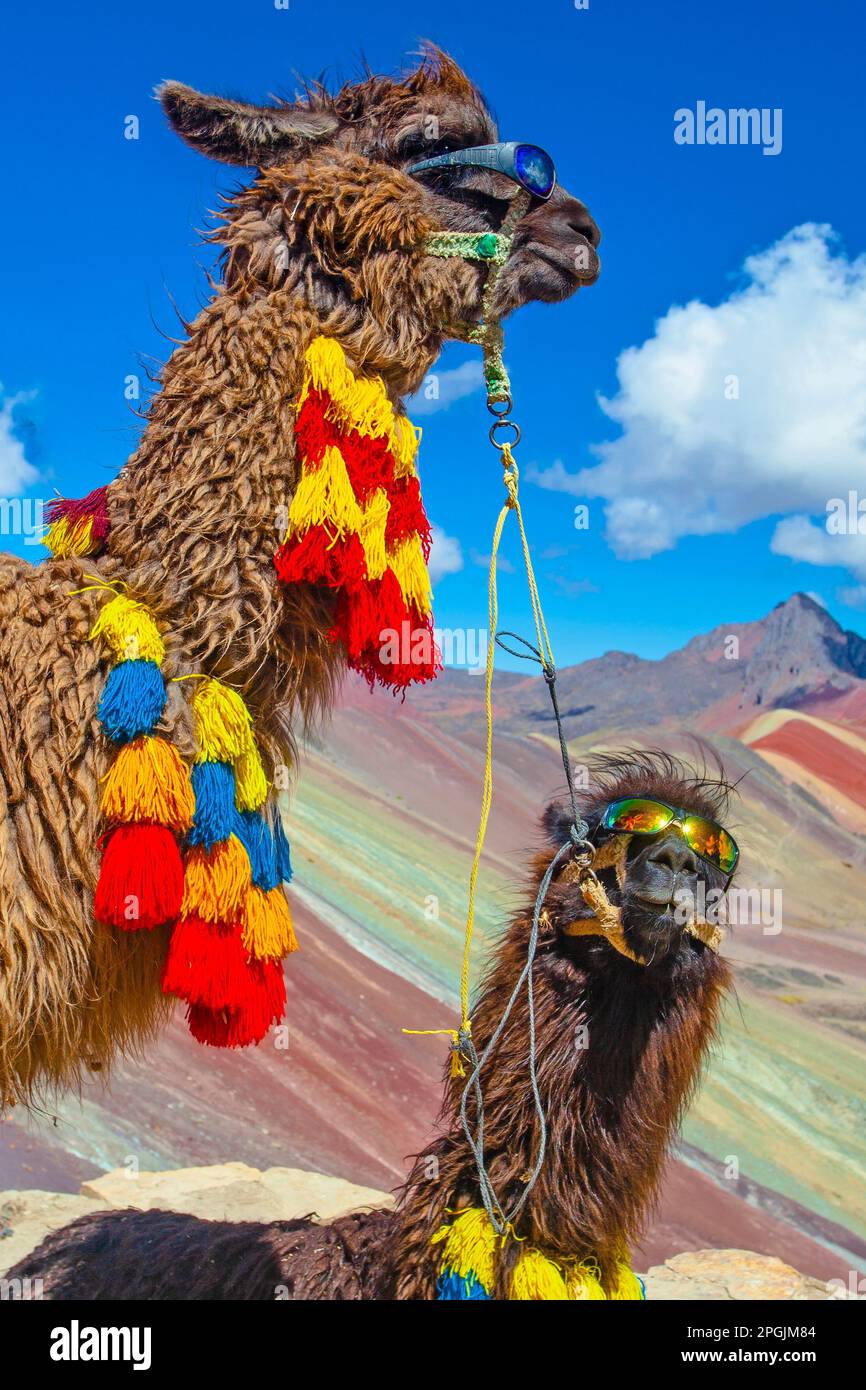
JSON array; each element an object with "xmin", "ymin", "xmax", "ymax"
[
  {"xmin": 543, "ymin": 749, "xmax": 739, "ymax": 974},
  {"xmin": 158, "ymin": 46, "xmax": 599, "ymax": 378}
]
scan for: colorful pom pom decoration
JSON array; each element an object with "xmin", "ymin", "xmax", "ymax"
[
  {"xmin": 274, "ymin": 336, "xmax": 441, "ymax": 693},
  {"xmin": 44, "ymin": 486, "xmax": 111, "ymax": 559},
  {"xmin": 431, "ymin": 1208, "xmax": 645, "ymax": 1302},
  {"xmin": 162, "ymin": 675, "xmax": 297, "ymax": 1048},
  {"xmin": 90, "ymin": 591, "xmax": 188, "ymax": 932},
  {"xmin": 87, "ymin": 590, "xmax": 297, "ymax": 1050}
]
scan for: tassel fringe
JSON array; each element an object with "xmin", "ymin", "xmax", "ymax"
[
  {"xmin": 274, "ymin": 336, "xmax": 439, "ymax": 693},
  {"xmin": 99, "ymin": 736, "xmax": 195, "ymax": 830},
  {"xmin": 44, "ymin": 486, "xmax": 110, "ymax": 558},
  {"xmin": 431, "ymin": 1208, "xmax": 645, "ymax": 1302}
]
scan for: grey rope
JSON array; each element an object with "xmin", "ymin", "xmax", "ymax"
[{"xmin": 456, "ymin": 629, "xmax": 594, "ymax": 1234}]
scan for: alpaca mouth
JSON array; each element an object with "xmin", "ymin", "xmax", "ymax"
[{"xmin": 532, "ymin": 239, "xmax": 600, "ymax": 284}]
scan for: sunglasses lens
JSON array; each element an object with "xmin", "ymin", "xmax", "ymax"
[
  {"xmin": 681, "ymin": 818, "xmax": 738, "ymax": 874},
  {"xmin": 514, "ymin": 144, "xmax": 555, "ymax": 198},
  {"xmin": 604, "ymin": 798, "xmax": 673, "ymax": 834}
]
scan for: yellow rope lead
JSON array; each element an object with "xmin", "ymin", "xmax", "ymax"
[
  {"xmin": 458, "ymin": 444, "xmax": 554, "ymax": 1034},
  {"xmin": 403, "ymin": 443, "xmax": 558, "ymax": 1079}
]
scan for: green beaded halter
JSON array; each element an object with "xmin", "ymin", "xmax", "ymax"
[{"xmin": 423, "ymin": 190, "xmax": 532, "ymax": 406}]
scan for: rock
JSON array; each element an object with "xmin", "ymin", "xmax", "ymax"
[
  {"xmin": 642, "ymin": 1248, "xmax": 845, "ymax": 1300},
  {"xmin": 0, "ymin": 1191, "xmax": 110, "ymax": 1278},
  {"xmin": 1, "ymin": 1171, "xmax": 841, "ymax": 1300},
  {"xmin": 79, "ymin": 1161, "xmax": 394, "ymax": 1224}
]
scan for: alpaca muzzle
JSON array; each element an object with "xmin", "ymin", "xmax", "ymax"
[{"xmin": 558, "ymin": 835, "xmax": 724, "ymax": 964}]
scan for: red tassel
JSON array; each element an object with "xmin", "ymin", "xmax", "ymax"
[
  {"xmin": 337, "ymin": 426, "xmax": 395, "ymax": 505},
  {"xmin": 185, "ymin": 960, "xmax": 286, "ymax": 1048},
  {"xmin": 329, "ymin": 582, "xmax": 388, "ymax": 661},
  {"xmin": 161, "ymin": 916, "xmax": 251, "ymax": 1010},
  {"xmin": 353, "ymin": 614, "xmax": 441, "ymax": 691},
  {"xmin": 94, "ymin": 824, "xmax": 183, "ymax": 930},
  {"xmin": 297, "ymin": 389, "xmax": 397, "ymax": 506},
  {"xmin": 384, "ymin": 475, "xmax": 432, "ymax": 556},
  {"xmin": 45, "ymin": 485, "xmax": 111, "ymax": 546},
  {"xmin": 274, "ymin": 529, "xmax": 368, "ymax": 591}
]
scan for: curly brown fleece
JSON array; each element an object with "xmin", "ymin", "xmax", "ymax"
[{"xmin": 0, "ymin": 47, "xmax": 599, "ymax": 1107}]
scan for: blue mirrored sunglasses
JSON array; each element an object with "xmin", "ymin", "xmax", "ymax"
[{"xmin": 406, "ymin": 141, "xmax": 557, "ymax": 202}]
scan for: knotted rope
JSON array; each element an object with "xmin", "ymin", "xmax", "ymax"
[{"xmin": 406, "ymin": 409, "xmax": 596, "ymax": 1235}]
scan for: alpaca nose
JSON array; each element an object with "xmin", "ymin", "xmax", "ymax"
[
  {"xmin": 523, "ymin": 186, "xmax": 601, "ymax": 253},
  {"xmin": 561, "ymin": 196, "xmax": 601, "ymax": 249},
  {"xmin": 645, "ymin": 832, "xmax": 698, "ymax": 875}
]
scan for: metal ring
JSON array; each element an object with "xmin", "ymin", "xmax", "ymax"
[
  {"xmin": 486, "ymin": 393, "xmax": 513, "ymax": 418},
  {"xmin": 489, "ymin": 418, "xmax": 521, "ymax": 448}
]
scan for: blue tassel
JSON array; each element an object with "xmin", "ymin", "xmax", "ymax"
[
  {"xmin": 271, "ymin": 810, "xmax": 293, "ymax": 884},
  {"xmin": 436, "ymin": 1268, "xmax": 492, "ymax": 1300},
  {"xmin": 235, "ymin": 810, "xmax": 278, "ymax": 892},
  {"xmin": 188, "ymin": 762, "xmax": 240, "ymax": 850},
  {"xmin": 96, "ymin": 659, "xmax": 166, "ymax": 742}
]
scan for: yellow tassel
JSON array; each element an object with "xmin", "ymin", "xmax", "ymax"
[
  {"xmin": 90, "ymin": 594, "xmax": 165, "ymax": 665},
  {"xmin": 45, "ymin": 516, "xmax": 96, "ymax": 559},
  {"xmin": 242, "ymin": 885, "xmax": 298, "ymax": 960},
  {"xmin": 300, "ymin": 338, "xmax": 395, "ymax": 441},
  {"xmin": 358, "ymin": 488, "xmax": 390, "ymax": 581},
  {"xmin": 234, "ymin": 744, "xmax": 268, "ymax": 812},
  {"xmin": 608, "ymin": 1261, "xmax": 645, "ymax": 1300},
  {"xmin": 391, "ymin": 414, "xmax": 421, "ymax": 478},
  {"xmin": 430, "ymin": 1208, "xmax": 498, "ymax": 1292},
  {"xmin": 191, "ymin": 679, "xmax": 255, "ymax": 764},
  {"xmin": 566, "ymin": 1258, "xmax": 607, "ymax": 1300},
  {"xmin": 182, "ymin": 835, "xmax": 251, "ymax": 922},
  {"xmin": 510, "ymin": 1248, "xmax": 570, "ymax": 1300},
  {"xmin": 298, "ymin": 338, "xmax": 420, "ymax": 476},
  {"xmin": 287, "ymin": 445, "xmax": 362, "ymax": 539},
  {"xmin": 100, "ymin": 736, "xmax": 194, "ymax": 831},
  {"xmin": 389, "ymin": 535, "xmax": 432, "ymax": 615}
]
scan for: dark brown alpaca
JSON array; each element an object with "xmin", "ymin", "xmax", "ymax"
[
  {"xmin": 10, "ymin": 752, "xmax": 735, "ymax": 1300},
  {"xmin": 0, "ymin": 47, "xmax": 600, "ymax": 1107}
]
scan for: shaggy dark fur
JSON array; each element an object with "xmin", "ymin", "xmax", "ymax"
[
  {"xmin": 10, "ymin": 753, "xmax": 737, "ymax": 1300},
  {"xmin": 10, "ymin": 1207, "xmax": 396, "ymax": 1300}
]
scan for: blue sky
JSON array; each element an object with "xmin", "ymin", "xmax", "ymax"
[{"xmin": 1, "ymin": 0, "xmax": 864, "ymax": 665}]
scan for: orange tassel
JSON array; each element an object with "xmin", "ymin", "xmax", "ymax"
[
  {"xmin": 181, "ymin": 836, "xmax": 252, "ymax": 923},
  {"xmin": 100, "ymin": 736, "xmax": 194, "ymax": 831}
]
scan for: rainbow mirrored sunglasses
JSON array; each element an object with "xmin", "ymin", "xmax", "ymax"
[
  {"xmin": 406, "ymin": 142, "xmax": 557, "ymax": 202},
  {"xmin": 598, "ymin": 797, "xmax": 739, "ymax": 877}
]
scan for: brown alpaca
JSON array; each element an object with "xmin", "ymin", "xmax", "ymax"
[
  {"xmin": 9, "ymin": 752, "xmax": 735, "ymax": 1299},
  {"xmin": 0, "ymin": 47, "xmax": 600, "ymax": 1108}
]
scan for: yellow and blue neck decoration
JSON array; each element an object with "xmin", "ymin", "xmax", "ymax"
[
  {"xmin": 432, "ymin": 1208, "xmax": 646, "ymax": 1301},
  {"xmin": 84, "ymin": 587, "xmax": 296, "ymax": 1052}
]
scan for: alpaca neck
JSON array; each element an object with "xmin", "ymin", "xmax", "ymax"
[
  {"xmin": 102, "ymin": 280, "xmax": 442, "ymax": 736},
  {"xmin": 394, "ymin": 926, "xmax": 729, "ymax": 1297}
]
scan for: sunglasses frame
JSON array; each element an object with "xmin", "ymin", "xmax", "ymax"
[
  {"xmin": 597, "ymin": 796, "xmax": 740, "ymax": 879},
  {"xmin": 405, "ymin": 141, "xmax": 557, "ymax": 202}
]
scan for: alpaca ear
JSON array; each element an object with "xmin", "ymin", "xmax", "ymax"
[{"xmin": 157, "ymin": 81, "xmax": 340, "ymax": 166}]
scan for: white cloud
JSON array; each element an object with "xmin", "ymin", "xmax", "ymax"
[
  {"xmin": 0, "ymin": 387, "xmax": 38, "ymax": 495},
  {"xmin": 409, "ymin": 360, "xmax": 484, "ymax": 415},
  {"xmin": 771, "ymin": 515, "xmax": 866, "ymax": 580},
  {"xmin": 534, "ymin": 225, "xmax": 866, "ymax": 570},
  {"xmin": 428, "ymin": 523, "xmax": 464, "ymax": 584},
  {"xmin": 839, "ymin": 584, "xmax": 866, "ymax": 609},
  {"xmin": 469, "ymin": 547, "xmax": 515, "ymax": 574}
]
